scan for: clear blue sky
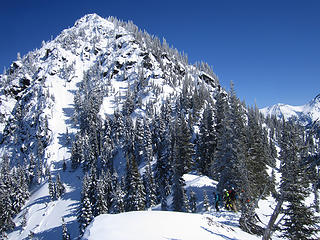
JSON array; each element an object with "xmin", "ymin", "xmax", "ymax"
[{"xmin": 1, "ymin": 0, "xmax": 319, "ymax": 108}]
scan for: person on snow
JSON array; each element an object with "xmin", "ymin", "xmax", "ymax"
[
  {"xmin": 229, "ymin": 188, "xmax": 238, "ymax": 212},
  {"xmin": 214, "ymin": 192, "xmax": 220, "ymax": 212},
  {"xmin": 223, "ymin": 189, "xmax": 231, "ymax": 210}
]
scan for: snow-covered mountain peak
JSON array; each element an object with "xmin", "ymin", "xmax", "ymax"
[
  {"xmin": 261, "ymin": 93, "xmax": 320, "ymax": 125},
  {"xmin": 307, "ymin": 93, "xmax": 320, "ymax": 109},
  {"xmin": 74, "ymin": 13, "xmax": 106, "ymax": 26}
]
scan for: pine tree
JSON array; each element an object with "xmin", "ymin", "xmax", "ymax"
[
  {"xmin": 182, "ymin": 188, "xmax": 190, "ymax": 213},
  {"xmin": 78, "ymin": 191, "xmax": 93, "ymax": 235},
  {"xmin": 62, "ymin": 217, "xmax": 71, "ymax": 240},
  {"xmin": 211, "ymin": 90, "xmax": 228, "ymax": 180},
  {"xmin": 134, "ymin": 116, "xmax": 145, "ymax": 164},
  {"xmin": 203, "ymin": 190, "xmax": 210, "ymax": 212},
  {"xmin": 94, "ymin": 178, "xmax": 108, "ymax": 216},
  {"xmin": 143, "ymin": 117, "xmax": 153, "ymax": 164},
  {"xmin": 124, "ymin": 150, "xmax": 146, "ymax": 211},
  {"xmin": 197, "ymin": 104, "xmax": 217, "ymax": 176},
  {"xmin": 48, "ymin": 172, "xmax": 56, "ymax": 201},
  {"xmin": 71, "ymin": 134, "xmax": 83, "ymax": 169},
  {"xmin": 189, "ymin": 190, "xmax": 197, "ymax": 213},
  {"xmin": 143, "ymin": 162, "xmax": 157, "ymax": 209},
  {"xmin": 154, "ymin": 110, "xmax": 172, "ymax": 211},
  {"xmin": 171, "ymin": 139, "xmax": 187, "ymax": 212},
  {"xmin": 55, "ymin": 174, "xmax": 65, "ymax": 199},
  {"xmin": 175, "ymin": 114, "xmax": 195, "ymax": 173},
  {"xmin": 279, "ymin": 121, "xmax": 319, "ymax": 239},
  {"xmin": 246, "ymin": 105, "xmax": 271, "ymax": 200},
  {"xmin": 215, "ymin": 83, "xmax": 249, "ymax": 194},
  {"xmin": 21, "ymin": 209, "xmax": 28, "ymax": 229},
  {"xmin": 110, "ymin": 180, "xmax": 125, "ymax": 214}
]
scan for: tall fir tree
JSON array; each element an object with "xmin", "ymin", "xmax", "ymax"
[
  {"xmin": 62, "ymin": 217, "xmax": 71, "ymax": 240},
  {"xmin": 143, "ymin": 162, "xmax": 157, "ymax": 209},
  {"xmin": 279, "ymin": 121, "xmax": 319, "ymax": 239},
  {"xmin": 215, "ymin": 83, "xmax": 249, "ymax": 194},
  {"xmin": 197, "ymin": 104, "xmax": 217, "ymax": 176},
  {"xmin": 124, "ymin": 149, "xmax": 146, "ymax": 211}
]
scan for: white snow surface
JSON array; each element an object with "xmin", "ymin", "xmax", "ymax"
[
  {"xmin": 82, "ymin": 211, "xmax": 259, "ymax": 240},
  {"xmin": 81, "ymin": 174, "xmax": 289, "ymax": 240}
]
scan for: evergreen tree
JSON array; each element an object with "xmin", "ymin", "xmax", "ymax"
[
  {"xmin": 171, "ymin": 139, "xmax": 187, "ymax": 212},
  {"xmin": 78, "ymin": 191, "xmax": 93, "ymax": 235},
  {"xmin": 134, "ymin": 116, "xmax": 145, "ymax": 164},
  {"xmin": 143, "ymin": 162, "xmax": 157, "ymax": 209},
  {"xmin": 246, "ymin": 105, "xmax": 271, "ymax": 200},
  {"xmin": 197, "ymin": 104, "xmax": 217, "ymax": 176},
  {"xmin": 215, "ymin": 83, "xmax": 249, "ymax": 194},
  {"xmin": 124, "ymin": 150, "xmax": 146, "ymax": 211},
  {"xmin": 203, "ymin": 190, "xmax": 210, "ymax": 212},
  {"xmin": 110, "ymin": 179, "xmax": 125, "ymax": 214},
  {"xmin": 175, "ymin": 114, "xmax": 195, "ymax": 173},
  {"xmin": 48, "ymin": 172, "xmax": 56, "ymax": 201},
  {"xmin": 94, "ymin": 178, "xmax": 108, "ymax": 216},
  {"xmin": 143, "ymin": 117, "xmax": 153, "ymax": 164},
  {"xmin": 211, "ymin": 90, "xmax": 228, "ymax": 180},
  {"xmin": 55, "ymin": 174, "xmax": 65, "ymax": 199},
  {"xmin": 71, "ymin": 134, "xmax": 83, "ymax": 169},
  {"xmin": 279, "ymin": 121, "xmax": 319, "ymax": 239},
  {"xmin": 21, "ymin": 209, "xmax": 28, "ymax": 229},
  {"xmin": 189, "ymin": 190, "xmax": 197, "ymax": 213},
  {"xmin": 182, "ymin": 188, "xmax": 190, "ymax": 213},
  {"xmin": 154, "ymin": 110, "xmax": 172, "ymax": 210},
  {"xmin": 62, "ymin": 217, "xmax": 71, "ymax": 240}
]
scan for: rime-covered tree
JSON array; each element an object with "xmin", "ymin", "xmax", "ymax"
[
  {"xmin": 246, "ymin": 105, "xmax": 272, "ymax": 200},
  {"xmin": 94, "ymin": 178, "xmax": 108, "ymax": 216},
  {"xmin": 203, "ymin": 190, "xmax": 210, "ymax": 212},
  {"xmin": 78, "ymin": 191, "xmax": 93, "ymax": 235},
  {"xmin": 48, "ymin": 172, "xmax": 56, "ymax": 201},
  {"xmin": 55, "ymin": 173, "xmax": 65, "ymax": 199},
  {"xmin": 189, "ymin": 190, "xmax": 197, "ymax": 213},
  {"xmin": 134, "ymin": 116, "xmax": 145, "ymax": 164},
  {"xmin": 154, "ymin": 110, "xmax": 172, "ymax": 210},
  {"xmin": 197, "ymin": 104, "xmax": 217, "ymax": 175},
  {"xmin": 211, "ymin": 90, "xmax": 228, "ymax": 180},
  {"xmin": 124, "ymin": 150, "xmax": 146, "ymax": 211},
  {"xmin": 174, "ymin": 113, "xmax": 194, "ymax": 174},
  {"xmin": 143, "ymin": 117, "xmax": 153, "ymax": 164},
  {"xmin": 78, "ymin": 172, "xmax": 97, "ymax": 235},
  {"xmin": 215, "ymin": 83, "xmax": 249, "ymax": 194},
  {"xmin": 62, "ymin": 217, "xmax": 71, "ymax": 240},
  {"xmin": 143, "ymin": 162, "xmax": 157, "ymax": 208},
  {"xmin": 110, "ymin": 179, "xmax": 125, "ymax": 214},
  {"xmin": 279, "ymin": 121, "xmax": 319, "ymax": 239},
  {"xmin": 171, "ymin": 139, "xmax": 187, "ymax": 212}
]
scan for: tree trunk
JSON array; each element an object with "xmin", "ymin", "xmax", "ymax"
[{"xmin": 262, "ymin": 197, "xmax": 284, "ymax": 240}]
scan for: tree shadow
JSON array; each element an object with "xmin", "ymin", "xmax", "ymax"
[
  {"xmin": 20, "ymin": 219, "xmax": 79, "ymax": 240},
  {"xmin": 200, "ymin": 226, "xmax": 236, "ymax": 240}
]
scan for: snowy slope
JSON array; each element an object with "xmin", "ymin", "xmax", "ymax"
[
  {"xmin": 260, "ymin": 94, "xmax": 320, "ymax": 125},
  {"xmin": 82, "ymin": 211, "xmax": 259, "ymax": 240},
  {"xmin": 82, "ymin": 174, "xmax": 282, "ymax": 240}
]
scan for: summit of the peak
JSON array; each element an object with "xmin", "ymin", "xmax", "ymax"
[{"xmin": 74, "ymin": 13, "xmax": 106, "ymax": 27}]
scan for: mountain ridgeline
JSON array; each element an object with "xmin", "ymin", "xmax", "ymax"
[{"xmin": 0, "ymin": 14, "xmax": 319, "ymax": 239}]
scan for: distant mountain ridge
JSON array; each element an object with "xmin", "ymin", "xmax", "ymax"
[{"xmin": 260, "ymin": 94, "xmax": 320, "ymax": 126}]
